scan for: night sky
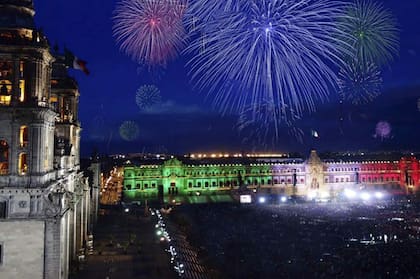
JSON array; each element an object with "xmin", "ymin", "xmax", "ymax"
[{"xmin": 34, "ymin": 0, "xmax": 420, "ymax": 156}]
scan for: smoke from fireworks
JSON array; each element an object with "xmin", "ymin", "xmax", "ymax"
[
  {"xmin": 338, "ymin": 61, "xmax": 382, "ymax": 105},
  {"xmin": 113, "ymin": 0, "xmax": 187, "ymax": 67},
  {"xmin": 119, "ymin": 121, "xmax": 140, "ymax": 141},
  {"xmin": 186, "ymin": 0, "xmax": 351, "ymax": 134},
  {"xmin": 136, "ymin": 85, "xmax": 162, "ymax": 110},
  {"xmin": 340, "ymin": 0, "xmax": 399, "ymax": 66}
]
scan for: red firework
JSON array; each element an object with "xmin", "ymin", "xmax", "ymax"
[{"xmin": 113, "ymin": 0, "xmax": 187, "ymax": 66}]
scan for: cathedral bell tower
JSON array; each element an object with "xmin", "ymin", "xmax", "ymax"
[
  {"xmin": 0, "ymin": 1, "xmax": 93, "ymax": 279},
  {"xmin": 0, "ymin": 0, "xmax": 55, "ymax": 187}
]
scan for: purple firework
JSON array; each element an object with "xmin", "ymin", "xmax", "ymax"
[
  {"xmin": 113, "ymin": 0, "xmax": 187, "ymax": 67},
  {"xmin": 374, "ymin": 121, "xmax": 391, "ymax": 140}
]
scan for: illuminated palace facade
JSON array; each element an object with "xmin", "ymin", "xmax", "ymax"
[
  {"xmin": 123, "ymin": 151, "xmax": 420, "ymax": 201},
  {"xmin": 0, "ymin": 1, "xmax": 99, "ymax": 279}
]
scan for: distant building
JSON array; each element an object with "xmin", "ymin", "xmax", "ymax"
[
  {"xmin": 123, "ymin": 150, "xmax": 420, "ymax": 202},
  {"xmin": 0, "ymin": 1, "xmax": 97, "ymax": 278}
]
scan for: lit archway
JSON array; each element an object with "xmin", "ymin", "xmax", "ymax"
[
  {"xmin": 0, "ymin": 140, "xmax": 9, "ymax": 175},
  {"xmin": 18, "ymin": 152, "xmax": 27, "ymax": 175},
  {"xmin": 19, "ymin": 125, "xmax": 28, "ymax": 147}
]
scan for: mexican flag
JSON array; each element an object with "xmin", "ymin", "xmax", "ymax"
[{"xmin": 64, "ymin": 48, "xmax": 90, "ymax": 75}]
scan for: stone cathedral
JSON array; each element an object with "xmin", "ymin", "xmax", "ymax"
[{"xmin": 0, "ymin": 1, "xmax": 99, "ymax": 278}]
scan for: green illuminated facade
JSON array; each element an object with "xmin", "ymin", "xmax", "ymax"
[
  {"xmin": 123, "ymin": 157, "xmax": 305, "ymax": 201},
  {"xmin": 123, "ymin": 150, "xmax": 420, "ymax": 202}
]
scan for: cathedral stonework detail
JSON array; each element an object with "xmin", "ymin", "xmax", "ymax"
[{"xmin": 0, "ymin": 1, "xmax": 97, "ymax": 278}]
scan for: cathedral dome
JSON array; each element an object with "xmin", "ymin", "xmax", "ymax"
[{"xmin": 0, "ymin": 0, "xmax": 35, "ymax": 29}]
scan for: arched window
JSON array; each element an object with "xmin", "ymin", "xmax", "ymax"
[
  {"xmin": 19, "ymin": 126, "xmax": 28, "ymax": 147},
  {"xmin": 0, "ymin": 140, "xmax": 8, "ymax": 175},
  {"xmin": 18, "ymin": 153, "xmax": 27, "ymax": 175}
]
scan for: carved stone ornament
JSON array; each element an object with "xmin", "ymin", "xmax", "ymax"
[{"xmin": 18, "ymin": 200, "xmax": 27, "ymax": 208}]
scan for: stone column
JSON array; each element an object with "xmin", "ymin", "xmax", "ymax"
[
  {"xmin": 90, "ymin": 162, "xmax": 100, "ymax": 226},
  {"xmin": 61, "ymin": 212, "xmax": 70, "ymax": 279},
  {"xmin": 12, "ymin": 58, "xmax": 20, "ymax": 104},
  {"xmin": 44, "ymin": 219, "xmax": 61, "ymax": 279},
  {"xmin": 45, "ymin": 65, "xmax": 51, "ymax": 102},
  {"xmin": 80, "ymin": 192, "xmax": 85, "ymax": 252},
  {"xmin": 74, "ymin": 127, "xmax": 81, "ymax": 167},
  {"xmin": 68, "ymin": 208, "xmax": 76, "ymax": 262},
  {"xmin": 32, "ymin": 59, "xmax": 41, "ymax": 102},
  {"xmin": 9, "ymin": 122, "xmax": 19, "ymax": 175},
  {"xmin": 75, "ymin": 197, "xmax": 82, "ymax": 258},
  {"xmin": 74, "ymin": 95, "xmax": 79, "ymax": 122},
  {"xmin": 29, "ymin": 123, "xmax": 43, "ymax": 174}
]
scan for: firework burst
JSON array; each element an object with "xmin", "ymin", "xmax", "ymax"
[
  {"xmin": 340, "ymin": 0, "xmax": 399, "ymax": 66},
  {"xmin": 113, "ymin": 0, "xmax": 187, "ymax": 67},
  {"xmin": 374, "ymin": 121, "xmax": 391, "ymax": 140},
  {"xmin": 338, "ymin": 61, "xmax": 382, "ymax": 105},
  {"xmin": 119, "ymin": 121, "xmax": 140, "ymax": 141},
  {"xmin": 186, "ymin": 0, "xmax": 352, "ymax": 133},
  {"xmin": 136, "ymin": 85, "xmax": 162, "ymax": 110}
]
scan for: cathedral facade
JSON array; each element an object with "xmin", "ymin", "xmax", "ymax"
[{"xmin": 0, "ymin": 1, "xmax": 98, "ymax": 278}]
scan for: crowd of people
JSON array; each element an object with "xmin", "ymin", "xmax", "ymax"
[{"xmin": 170, "ymin": 198, "xmax": 420, "ymax": 278}]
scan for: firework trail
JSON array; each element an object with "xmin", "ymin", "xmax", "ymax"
[
  {"xmin": 186, "ymin": 0, "xmax": 352, "ymax": 134},
  {"xmin": 237, "ymin": 101, "xmax": 304, "ymax": 145},
  {"xmin": 113, "ymin": 0, "xmax": 187, "ymax": 67}
]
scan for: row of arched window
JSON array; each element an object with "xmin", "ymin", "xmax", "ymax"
[
  {"xmin": 185, "ymin": 170, "xmax": 242, "ymax": 176},
  {"xmin": 328, "ymin": 167, "xmax": 360, "ymax": 172},
  {"xmin": 361, "ymin": 176, "xmax": 399, "ymax": 183},
  {"xmin": 188, "ymin": 180, "xmax": 238, "ymax": 188}
]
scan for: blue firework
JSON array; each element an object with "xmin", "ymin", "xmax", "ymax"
[
  {"xmin": 186, "ymin": 0, "xmax": 351, "ymax": 131},
  {"xmin": 135, "ymin": 84, "xmax": 162, "ymax": 110},
  {"xmin": 338, "ymin": 61, "xmax": 382, "ymax": 105}
]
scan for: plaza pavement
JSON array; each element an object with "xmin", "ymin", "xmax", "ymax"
[{"xmin": 74, "ymin": 206, "xmax": 177, "ymax": 279}]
